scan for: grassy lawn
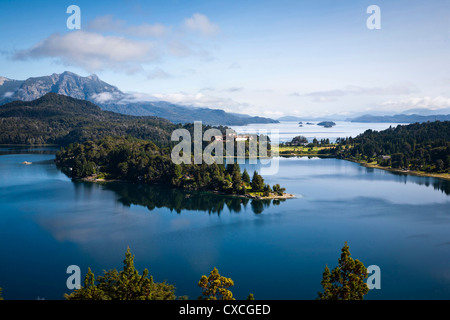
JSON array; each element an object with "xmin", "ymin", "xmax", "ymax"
[{"xmin": 275, "ymin": 145, "xmax": 335, "ymax": 155}]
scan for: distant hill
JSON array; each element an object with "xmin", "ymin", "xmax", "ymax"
[
  {"xmin": 0, "ymin": 71, "xmax": 278, "ymax": 125},
  {"xmin": 100, "ymin": 101, "xmax": 278, "ymax": 125},
  {"xmin": 350, "ymin": 114, "xmax": 450, "ymax": 123},
  {"xmin": 0, "ymin": 93, "xmax": 179, "ymax": 146}
]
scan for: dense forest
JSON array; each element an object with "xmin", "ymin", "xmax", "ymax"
[
  {"xmin": 56, "ymin": 136, "xmax": 286, "ymax": 197},
  {"xmin": 0, "ymin": 93, "xmax": 179, "ymax": 146},
  {"xmin": 327, "ymin": 121, "xmax": 450, "ymax": 173},
  {"xmin": 0, "ymin": 93, "xmax": 268, "ymax": 157}
]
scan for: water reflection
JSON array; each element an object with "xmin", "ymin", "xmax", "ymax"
[
  {"xmin": 97, "ymin": 181, "xmax": 283, "ymax": 215},
  {"xmin": 362, "ymin": 166, "xmax": 450, "ymax": 195},
  {"xmin": 0, "ymin": 146, "xmax": 59, "ymax": 155}
]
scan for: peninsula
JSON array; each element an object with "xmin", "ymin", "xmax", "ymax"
[{"xmin": 55, "ymin": 136, "xmax": 293, "ymax": 200}]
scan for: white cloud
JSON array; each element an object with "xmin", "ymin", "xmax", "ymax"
[
  {"xmin": 90, "ymin": 91, "xmax": 124, "ymax": 104},
  {"xmin": 88, "ymin": 15, "xmax": 168, "ymax": 38},
  {"xmin": 184, "ymin": 13, "xmax": 220, "ymax": 37},
  {"xmin": 381, "ymin": 96, "xmax": 450, "ymax": 110},
  {"xmin": 296, "ymin": 83, "xmax": 419, "ymax": 102},
  {"xmin": 11, "ymin": 13, "xmax": 220, "ymax": 74},
  {"xmin": 92, "ymin": 89, "xmax": 252, "ymax": 114},
  {"xmin": 13, "ymin": 31, "xmax": 158, "ymax": 73}
]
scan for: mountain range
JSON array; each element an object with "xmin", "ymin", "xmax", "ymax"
[
  {"xmin": 278, "ymin": 108, "xmax": 450, "ymax": 123},
  {"xmin": 349, "ymin": 113, "xmax": 450, "ymax": 123},
  {"xmin": 0, "ymin": 71, "xmax": 278, "ymax": 126}
]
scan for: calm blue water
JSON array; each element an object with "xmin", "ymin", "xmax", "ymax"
[
  {"xmin": 231, "ymin": 121, "xmax": 403, "ymax": 143},
  {"xmin": 0, "ymin": 147, "xmax": 449, "ymax": 300}
]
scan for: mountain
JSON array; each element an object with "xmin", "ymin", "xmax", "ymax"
[
  {"xmin": 350, "ymin": 114, "xmax": 450, "ymax": 123},
  {"xmin": 280, "ymin": 107, "xmax": 450, "ymax": 123},
  {"xmin": 0, "ymin": 71, "xmax": 278, "ymax": 125},
  {"xmin": 100, "ymin": 101, "xmax": 278, "ymax": 125},
  {"xmin": 400, "ymin": 107, "xmax": 450, "ymax": 116},
  {"xmin": 277, "ymin": 114, "xmax": 350, "ymax": 121},
  {"xmin": 0, "ymin": 93, "xmax": 179, "ymax": 146},
  {"xmin": 0, "ymin": 71, "xmax": 122, "ymax": 104}
]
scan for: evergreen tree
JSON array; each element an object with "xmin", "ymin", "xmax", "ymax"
[
  {"xmin": 198, "ymin": 267, "xmax": 235, "ymax": 300},
  {"xmin": 231, "ymin": 170, "xmax": 242, "ymax": 193},
  {"xmin": 251, "ymin": 171, "xmax": 265, "ymax": 192},
  {"xmin": 242, "ymin": 169, "xmax": 251, "ymax": 184},
  {"xmin": 65, "ymin": 247, "xmax": 178, "ymax": 300},
  {"xmin": 317, "ymin": 242, "xmax": 369, "ymax": 300}
]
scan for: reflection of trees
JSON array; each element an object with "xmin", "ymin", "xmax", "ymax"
[
  {"xmin": 101, "ymin": 182, "xmax": 285, "ymax": 215},
  {"xmin": 371, "ymin": 169, "xmax": 450, "ymax": 196},
  {"xmin": 413, "ymin": 178, "xmax": 450, "ymax": 196},
  {"xmin": 0, "ymin": 146, "xmax": 59, "ymax": 155}
]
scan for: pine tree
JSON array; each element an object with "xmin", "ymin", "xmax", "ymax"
[
  {"xmin": 251, "ymin": 171, "xmax": 265, "ymax": 192},
  {"xmin": 317, "ymin": 242, "xmax": 369, "ymax": 300},
  {"xmin": 231, "ymin": 170, "xmax": 242, "ymax": 193},
  {"xmin": 65, "ymin": 247, "xmax": 177, "ymax": 300},
  {"xmin": 242, "ymin": 169, "xmax": 251, "ymax": 184},
  {"xmin": 198, "ymin": 267, "xmax": 235, "ymax": 300}
]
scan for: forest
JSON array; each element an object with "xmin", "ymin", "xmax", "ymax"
[
  {"xmin": 327, "ymin": 121, "xmax": 450, "ymax": 173},
  {"xmin": 56, "ymin": 136, "xmax": 286, "ymax": 198},
  {"xmin": 0, "ymin": 93, "xmax": 179, "ymax": 146}
]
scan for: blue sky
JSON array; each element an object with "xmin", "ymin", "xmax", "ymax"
[{"xmin": 1, "ymin": 0, "xmax": 449, "ymax": 118}]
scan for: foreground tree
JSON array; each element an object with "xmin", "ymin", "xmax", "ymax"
[
  {"xmin": 198, "ymin": 267, "xmax": 235, "ymax": 300},
  {"xmin": 317, "ymin": 242, "xmax": 369, "ymax": 300},
  {"xmin": 65, "ymin": 247, "xmax": 178, "ymax": 300}
]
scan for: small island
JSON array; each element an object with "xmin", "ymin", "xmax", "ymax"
[
  {"xmin": 317, "ymin": 121, "xmax": 336, "ymax": 128},
  {"xmin": 55, "ymin": 136, "xmax": 294, "ymax": 200}
]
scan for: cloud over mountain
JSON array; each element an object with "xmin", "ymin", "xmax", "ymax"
[{"xmin": 12, "ymin": 13, "xmax": 219, "ymax": 74}]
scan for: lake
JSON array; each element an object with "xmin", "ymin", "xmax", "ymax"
[
  {"xmin": 231, "ymin": 120, "xmax": 403, "ymax": 143},
  {"xmin": 0, "ymin": 141, "xmax": 449, "ymax": 300}
]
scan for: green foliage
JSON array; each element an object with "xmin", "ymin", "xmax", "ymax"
[
  {"xmin": 317, "ymin": 242, "xmax": 369, "ymax": 300},
  {"xmin": 332, "ymin": 121, "xmax": 450, "ymax": 173},
  {"xmin": 198, "ymin": 267, "xmax": 235, "ymax": 300},
  {"xmin": 263, "ymin": 184, "xmax": 272, "ymax": 197},
  {"xmin": 251, "ymin": 171, "xmax": 265, "ymax": 192},
  {"xmin": 242, "ymin": 169, "xmax": 251, "ymax": 184},
  {"xmin": 272, "ymin": 184, "xmax": 286, "ymax": 196},
  {"xmin": 0, "ymin": 287, "xmax": 3, "ymax": 300},
  {"xmin": 65, "ymin": 247, "xmax": 178, "ymax": 300},
  {"xmin": 56, "ymin": 137, "xmax": 287, "ymax": 197},
  {"xmin": 0, "ymin": 93, "xmax": 179, "ymax": 147}
]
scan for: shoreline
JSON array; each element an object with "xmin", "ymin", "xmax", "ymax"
[
  {"xmin": 349, "ymin": 159, "xmax": 450, "ymax": 181},
  {"xmin": 204, "ymin": 190, "xmax": 296, "ymax": 200},
  {"xmin": 81, "ymin": 176, "xmax": 296, "ymax": 200}
]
